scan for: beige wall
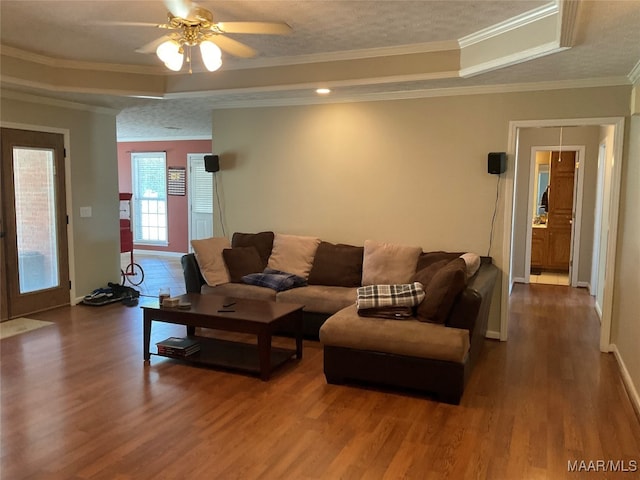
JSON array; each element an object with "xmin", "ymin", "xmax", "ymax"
[
  {"xmin": 1, "ymin": 95, "xmax": 121, "ymax": 298},
  {"xmin": 512, "ymin": 126, "xmax": 600, "ymax": 283},
  {"xmin": 211, "ymin": 85, "xmax": 631, "ymax": 335},
  {"xmin": 611, "ymin": 113, "xmax": 640, "ymax": 407}
]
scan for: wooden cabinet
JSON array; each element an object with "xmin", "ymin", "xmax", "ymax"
[
  {"xmin": 530, "ymin": 150, "xmax": 575, "ymax": 273},
  {"xmin": 546, "ymin": 151, "xmax": 575, "ymax": 271},
  {"xmin": 531, "ymin": 228, "xmax": 548, "ymax": 268}
]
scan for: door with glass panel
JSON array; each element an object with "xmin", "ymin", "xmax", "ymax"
[{"xmin": 0, "ymin": 128, "xmax": 70, "ymax": 319}]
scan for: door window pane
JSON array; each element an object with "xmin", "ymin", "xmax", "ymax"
[{"xmin": 12, "ymin": 147, "xmax": 59, "ymax": 293}]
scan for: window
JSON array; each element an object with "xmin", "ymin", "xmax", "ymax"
[{"xmin": 131, "ymin": 152, "xmax": 168, "ymax": 245}]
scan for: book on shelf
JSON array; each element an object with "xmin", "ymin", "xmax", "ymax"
[{"xmin": 156, "ymin": 337, "xmax": 200, "ymax": 357}]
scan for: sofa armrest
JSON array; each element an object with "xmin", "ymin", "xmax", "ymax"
[
  {"xmin": 447, "ymin": 258, "xmax": 498, "ymax": 334},
  {"xmin": 181, "ymin": 253, "xmax": 206, "ymax": 293}
]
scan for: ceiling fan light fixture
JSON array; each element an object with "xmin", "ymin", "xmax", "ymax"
[
  {"xmin": 156, "ymin": 39, "xmax": 184, "ymax": 71},
  {"xmin": 200, "ymin": 40, "xmax": 222, "ymax": 71}
]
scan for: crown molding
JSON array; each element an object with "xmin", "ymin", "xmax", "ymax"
[
  {"xmin": 162, "ymin": 70, "xmax": 460, "ymax": 100},
  {"xmin": 0, "ymin": 44, "xmax": 163, "ymax": 75},
  {"xmin": 629, "ymin": 59, "xmax": 640, "ymax": 85},
  {"xmin": 210, "ymin": 76, "xmax": 631, "ymax": 109},
  {"xmin": 458, "ymin": 2, "xmax": 558, "ymax": 48},
  {"xmin": 116, "ymin": 135, "xmax": 212, "ymax": 142},
  {"xmin": 460, "ymin": 42, "xmax": 567, "ymax": 78},
  {"xmin": 0, "ymin": 88, "xmax": 120, "ymax": 115},
  {"xmin": 559, "ymin": 0, "xmax": 581, "ymax": 48}
]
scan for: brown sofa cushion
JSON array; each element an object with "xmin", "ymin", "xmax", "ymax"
[
  {"xmin": 417, "ymin": 258, "xmax": 467, "ymax": 324},
  {"xmin": 319, "ymin": 305, "xmax": 470, "ymax": 363},
  {"xmin": 415, "ymin": 251, "xmax": 461, "ymax": 271},
  {"xmin": 308, "ymin": 242, "xmax": 364, "ymax": 287},
  {"xmin": 412, "ymin": 259, "xmax": 449, "ymax": 287},
  {"xmin": 222, "ymin": 246, "xmax": 264, "ymax": 283},
  {"xmin": 231, "ymin": 231, "xmax": 274, "ymax": 268}
]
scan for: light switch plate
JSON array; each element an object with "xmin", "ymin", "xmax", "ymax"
[{"xmin": 80, "ymin": 206, "xmax": 92, "ymax": 218}]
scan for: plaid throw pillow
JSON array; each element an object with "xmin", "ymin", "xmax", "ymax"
[{"xmin": 356, "ymin": 282, "xmax": 425, "ymax": 310}]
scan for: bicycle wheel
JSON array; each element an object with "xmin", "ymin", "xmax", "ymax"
[
  {"xmin": 124, "ymin": 263, "xmax": 145, "ymax": 286},
  {"xmin": 120, "ymin": 269, "xmax": 126, "ymax": 286}
]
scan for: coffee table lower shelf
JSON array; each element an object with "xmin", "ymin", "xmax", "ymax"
[{"xmin": 152, "ymin": 336, "xmax": 297, "ymax": 377}]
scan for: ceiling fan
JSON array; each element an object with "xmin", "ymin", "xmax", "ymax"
[{"xmin": 116, "ymin": 0, "xmax": 292, "ymax": 72}]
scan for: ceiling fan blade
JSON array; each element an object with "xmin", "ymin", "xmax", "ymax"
[
  {"xmin": 209, "ymin": 35, "xmax": 256, "ymax": 58},
  {"xmin": 88, "ymin": 20, "xmax": 162, "ymax": 28},
  {"xmin": 135, "ymin": 35, "xmax": 172, "ymax": 54},
  {"xmin": 164, "ymin": 0, "xmax": 195, "ymax": 19},
  {"xmin": 216, "ymin": 22, "xmax": 292, "ymax": 35}
]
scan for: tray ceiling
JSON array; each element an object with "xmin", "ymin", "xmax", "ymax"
[{"xmin": 1, "ymin": 0, "xmax": 639, "ymax": 140}]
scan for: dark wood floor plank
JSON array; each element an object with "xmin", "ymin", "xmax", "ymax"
[{"xmin": 1, "ymin": 284, "xmax": 639, "ymax": 479}]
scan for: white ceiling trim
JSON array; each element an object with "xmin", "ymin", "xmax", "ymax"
[
  {"xmin": 208, "ymin": 76, "xmax": 630, "ymax": 110},
  {"xmin": 1, "ymin": 89, "xmax": 119, "ymax": 115},
  {"xmin": 458, "ymin": 2, "xmax": 558, "ymax": 48},
  {"xmin": 559, "ymin": 0, "xmax": 581, "ymax": 48},
  {"xmin": 117, "ymin": 134, "xmax": 213, "ymax": 142},
  {"xmin": 162, "ymin": 70, "xmax": 460, "ymax": 100},
  {"xmin": 0, "ymin": 45, "xmax": 163, "ymax": 75},
  {"xmin": 460, "ymin": 42, "xmax": 568, "ymax": 78},
  {"xmin": 629, "ymin": 59, "xmax": 640, "ymax": 85}
]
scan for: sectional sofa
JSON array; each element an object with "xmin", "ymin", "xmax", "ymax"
[{"xmin": 181, "ymin": 231, "xmax": 498, "ymax": 403}]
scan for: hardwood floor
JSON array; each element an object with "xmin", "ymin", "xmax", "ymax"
[{"xmin": 1, "ymin": 282, "xmax": 639, "ymax": 479}]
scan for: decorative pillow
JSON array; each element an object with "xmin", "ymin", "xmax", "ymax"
[
  {"xmin": 460, "ymin": 252, "xmax": 481, "ymax": 279},
  {"xmin": 267, "ymin": 233, "xmax": 321, "ymax": 279},
  {"xmin": 412, "ymin": 259, "xmax": 450, "ymax": 286},
  {"xmin": 361, "ymin": 240, "xmax": 422, "ymax": 286},
  {"xmin": 308, "ymin": 242, "xmax": 364, "ymax": 287},
  {"xmin": 241, "ymin": 268, "xmax": 308, "ymax": 292},
  {"xmin": 416, "ymin": 258, "xmax": 468, "ymax": 324},
  {"xmin": 231, "ymin": 231, "xmax": 275, "ymax": 269},
  {"xmin": 222, "ymin": 246, "xmax": 264, "ymax": 283},
  {"xmin": 415, "ymin": 251, "xmax": 461, "ymax": 271},
  {"xmin": 191, "ymin": 237, "xmax": 230, "ymax": 286}
]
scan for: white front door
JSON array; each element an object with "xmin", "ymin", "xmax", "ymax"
[{"xmin": 187, "ymin": 154, "xmax": 213, "ymax": 248}]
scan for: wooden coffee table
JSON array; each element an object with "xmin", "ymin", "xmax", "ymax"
[{"xmin": 142, "ymin": 294, "xmax": 304, "ymax": 380}]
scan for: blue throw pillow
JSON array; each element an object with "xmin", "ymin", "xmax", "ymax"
[{"xmin": 241, "ymin": 268, "xmax": 307, "ymax": 292}]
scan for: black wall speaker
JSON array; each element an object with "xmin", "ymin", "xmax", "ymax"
[
  {"xmin": 204, "ymin": 154, "xmax": 219, "ymax": 172},
  {"xmin": 488, "ymin": 152, "xmax": 506, "ymax": 174}
]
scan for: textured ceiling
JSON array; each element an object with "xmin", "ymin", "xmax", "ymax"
[{"xmin": 1, "ymin": 0, "xmax": 639, "ymax": 141}]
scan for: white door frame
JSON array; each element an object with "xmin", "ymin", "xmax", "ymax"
[
  {"xmin": 523, "ymin": 145, "xmax": 585, "ymax": 287},
  {"xmin": 590, "ymin": 142, "xmax": 607, "ymax": 306},
  {"xmin": 187, "ymin": 153, "xmax": 212, "ymax": 251},
  {"xmin": 0, "ymin": 121, "xmax": 76, "ymax": 304},
  {"xmin": 502, "ymin": 117, "xmax": 625, "ymax": 352}
]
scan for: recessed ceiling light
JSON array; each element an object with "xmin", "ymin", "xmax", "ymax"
[{"xmin": 316, "ymin": 88, "xmax": 331, "ymax": 95}]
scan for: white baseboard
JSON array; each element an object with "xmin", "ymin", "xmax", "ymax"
[
  {"xmin": 595, "ymin": 301, "xmax": 603, "ymax": 320},
  {"xmin": 611, "ymin": 344, "xmax": 640, "ymax": 421},
  {"xmin": 131, "ymin": 249, "xmax": 186, "ymax": 258},
  {"xmin": 485, "ymin": 330, "xmax": 501, "ymax": 340},
  {"xmin": 576, "ymin": 281, "xmax": 590, "ymax": 290},
  {"xmin": 513, "ymin": 277, "xmax": 526, "ymax": 284}
]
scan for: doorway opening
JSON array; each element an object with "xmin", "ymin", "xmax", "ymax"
[
  {"xmin": 502, "ymin": 117, "xmax": 625, "ymax": 352},
  {"xmin": 524, "ymin": 145, "xmax": 584, "ymax": 288}
]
